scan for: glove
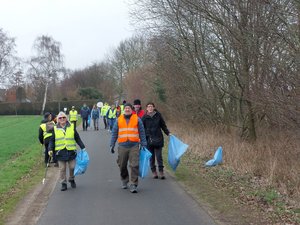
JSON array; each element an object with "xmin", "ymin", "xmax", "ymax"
[
  {"xmin": 110, "ymin": 146, "xmax": 115, "ymax": 154},
  {"xmin": 48, "ymin": 151, "xmax": 53, "ymax": 157}
]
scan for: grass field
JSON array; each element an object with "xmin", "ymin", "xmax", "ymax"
[{"xmin": 0, "ymin": 115, "xmax": 44, "ymax": 224}]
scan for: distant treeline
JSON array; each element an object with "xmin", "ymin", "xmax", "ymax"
[{"xmin": 0, "ymin": 100, "xmax": 99, "ymax": 115}]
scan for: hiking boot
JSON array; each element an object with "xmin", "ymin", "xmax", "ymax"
[
  {"xmin": 69, "ymin": 180, "xmax": 76, "ymax": 188},
  {"xmin": 129, "ymin": 184, "xmax": 138, "ymax": 193},
  {"xmin": 61, "ymin": 183, "xmax": 67, "ymax": 191},
  {"xmin": 152, "ymin": 171, "xmax": 158, "ymax": 179},
  {"xmin": 121, "ymin": 181, "xmax": 128, "ymax": 189},
  {"xmin": 159, "ymin": 171, "xmax": 165, "ymax": 180}
]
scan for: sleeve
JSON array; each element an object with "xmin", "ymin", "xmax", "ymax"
[
  {"xmin": 160, "ymin": 114, "xmax": 170, "ymax": 135},
  {"xmin": 38, "ymin": 127, "xmax": 44, "ymax": 144},
  {"xmin": 138, "ymin": 118, "xmax": 147, "ymax": 146},
  {"xmin": 110, "ymin": 121, "xmax": 119, "ymax": 147},
  {"xmin": 74, "ymin": 129, "xmax": 85, "ymax": 149}
]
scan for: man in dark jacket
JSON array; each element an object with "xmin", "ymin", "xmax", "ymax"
[
  {"xmin": 49, "ymin": 111, "xmax": 86, "ymax": 191},
  {"xmin": 142, "ymin": 102, "xmax": 171, "ymax": 179},
  {"xmin": 80, "ymin": 103, "xmax": 90, "ymax": 131}
]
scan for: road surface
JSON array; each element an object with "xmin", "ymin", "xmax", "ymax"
[{"xmin": 37, "ymin": 127, "xmax": 217, "ymax": 225}]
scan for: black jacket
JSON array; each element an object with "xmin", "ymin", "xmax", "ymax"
[
  {"xmin": 142, "ymin": 110, "xmax": 170, "ymax": 148},
  {"xmin": 49, "ymin": 122, "xmax": 85, "ymax": 161}
]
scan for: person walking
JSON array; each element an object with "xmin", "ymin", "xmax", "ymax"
[
  {"xmin": 48, "ymin": 111, "xmax": 86, "ymax": 191},
  {"xmin": 80, "ymin": 103, "xmax": 90, "ymax": 131},
  {"xmin": 142, "ymin": 102, "xmax": 171, "ymax": 179},
  {"xmin": 133, "ymin": 99, "xmax": 145, "ymax": 118},
  {"xmin": 69, "ymin": 106, "xmax": 78, "ymax": 127},
  {"xmin": 91, "ymin": 104, "xmax": 100, "ymax": 130},
  {"xmin": 38, "ymin": 112, "xmax": 58, "ymax": 167},
  {"xmin": 100, "ymin": 102, "xmax": 109, "ymax": 130},
  {"xmin": 110, "ymin": 103, "xmax": 147, "ymax": 193},
  {"xmin": 106, "ymin": 104, "xmax": 117, "ymax": 132}
]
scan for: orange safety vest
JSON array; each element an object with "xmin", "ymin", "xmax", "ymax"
[{"xmin": 117, "ymin": 114, "xmax": 140, "ymax": 143}]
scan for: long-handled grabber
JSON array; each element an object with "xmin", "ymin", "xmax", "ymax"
[{"xmin": 42, "ymin": 156, "xmax": 52, "ymax": 184}]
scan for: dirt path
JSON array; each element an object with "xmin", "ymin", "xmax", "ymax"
[{"xmin": 5, "ymin": 166, "xmax": 59, "ymax": 225}]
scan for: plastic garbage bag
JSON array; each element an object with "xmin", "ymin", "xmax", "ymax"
[
  {"xmin": 168, "ymin": 135, "xmax": 188, "ymax": 171},
  {"xmin": 139, "ymin": 147, "xmax": 152, "ymax": 178},
  {"xmin": 205, "ymin": 146, "xmax": 223, "ymax": 167},
  {"xmin": 74, "ymin": 149, "xmax": 90, "ymax": 176},
  {"xmin": 87, "ymin": 115, "xmax": 91, "ymax": 127}
]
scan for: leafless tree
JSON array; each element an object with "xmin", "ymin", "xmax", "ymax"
[
  {"xmin": 129, "ymin": 0, "xmax": 300, "ymax": 140},
  {"xmin": 0, "ymin": 28, "xmax": 19, "ymax": 87},
  {"xmin": 28, "ymin": 35, "xmax": 64, "ymax": 115},
  {"xmin": 108, "ymin": 35, "xmax": 151, "ymax": 100}
]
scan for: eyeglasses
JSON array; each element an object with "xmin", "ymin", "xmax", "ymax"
[{"xmin": 58, "ymin": 117, "xmax": 66, "ymax": 119}]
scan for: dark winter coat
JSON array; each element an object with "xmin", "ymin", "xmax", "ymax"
[
  {"xmin": 80, "ymin": 106, "xmax": 90, "ymax": 119},
  {"xmin": 48, "ymin": 121, "xmax": 85, "ymax": 161},
  {"xmin": 142, "ymin": 110, "xmax": 170, "ymax": 148}
]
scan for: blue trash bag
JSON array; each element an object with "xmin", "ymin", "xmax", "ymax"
[
  {"xmin": 87, "ymin": 115, "xmax": 91, "ymax": 127},
  {"xmin": 74, "ymin": 149, "xmax": 90, "ymax": 176},
  {"xmin": 168, "ymin": 135, "xmax": 189, "ymax": 171},
  {"xmin": 205, "ymin": 146, "xmax": 223, "ymax": 167},
  {"xmin": 139, "ymin": 147, "xmax": 152, "ymax": 178}
]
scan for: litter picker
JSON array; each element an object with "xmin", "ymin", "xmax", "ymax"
[{"xmin": 42, "ymin": 156, "xmax": 52, "ymax": 184}]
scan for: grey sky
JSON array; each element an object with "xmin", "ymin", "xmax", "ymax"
[{"xmin": 0, "ymin": 0, "xmax": 134, "ymax": 70}]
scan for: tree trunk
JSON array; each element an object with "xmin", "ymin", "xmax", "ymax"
[{"xmin": 41, "ymin": 82, "xmax": 48, "ymax": 115}]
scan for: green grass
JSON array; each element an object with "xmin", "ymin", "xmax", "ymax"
[{"xmin": 0, "ymin": 115, "xmax": 44, "ymax": 224}]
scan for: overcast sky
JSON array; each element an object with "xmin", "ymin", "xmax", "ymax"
[{"xmin": 0, "ymin": 0, "xmax": 134, "ymax": 70}]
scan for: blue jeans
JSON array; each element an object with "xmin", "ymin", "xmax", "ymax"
[{"xmin": 108, "ymin": 118, "xmax": 116, "ymax": 131}]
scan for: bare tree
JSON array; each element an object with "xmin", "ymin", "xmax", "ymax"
[
  {"xmin": 129, "ymin": 0, "xmax": 300, "ymax": 140},
  {"xmin": 28, "ymin": 35, "xmax": 64, "ymax": 114},
  {"xmin": 0, "ymin": 28, "xmax": 18, "ymax": 87},
  {"xmin": 108, "ymin": 35, "xmax": 151, "ymax": 100}
]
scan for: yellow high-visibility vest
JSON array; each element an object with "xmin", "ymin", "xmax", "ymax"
[
  {"xmin": 40, "ymin": 122, "xmax": 54, "ymax": 139},
  {"xmin": 101, "ymin": 104, "xmax": 109, "ymax": 116},
  {"xmin": 69, "ymin": 110, "xmax": 78, "ymax": 122},
  {"xmin": 54, "ymin": 124, "xmax": 76, "ymax": 151},
  {"xmin": 107, "ymin": 109, "xmax": 116, "ymax": 119},
  {"xmin": 120, "ymin": 105, "xmax": 125, "ymax": 114}
]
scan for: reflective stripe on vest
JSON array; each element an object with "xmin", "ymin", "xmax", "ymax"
[
  {"xmin": 108, "ymin": 109, "xmax": 116, "ymax": 119},
  {"xmin": 40, "ymin": 122, "xmax": 53, "ymax": 139},
  {"xmin": 117, "ymin": 114, "xmax": 139, "ymax": 143},
  {"xmin": 54, "ymin": 124, "xmax": 76, "ymax": 151},
  {"xmin": 69, "ymin": 110, "xmax": 78, "ymax": 121}
]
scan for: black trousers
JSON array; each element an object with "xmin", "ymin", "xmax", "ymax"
[
  {"xmin": 82, "ymin": 118, "xmax": 88, "ymax": 130},
  {"xmin": 148, "ymin": 146, "xmax": 164, "ymax": 172}
]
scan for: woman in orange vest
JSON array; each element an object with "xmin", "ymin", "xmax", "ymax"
[{"xmin": 110, "ymin": 103, "xmax": 147, "ymax": 193}]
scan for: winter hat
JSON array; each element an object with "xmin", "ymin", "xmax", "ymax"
[
  {"xmin": 133, "ymin": 99, "xmax": 141, "ymax": 105},
  {"xmin": 44, "ymin": 112, "xmax": 51, "ymax": 119},
  {"xmin": 124, "ymin": 103, "xmax": 133, "ymax": 109}
]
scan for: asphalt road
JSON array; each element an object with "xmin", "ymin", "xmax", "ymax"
[{"xmin": 37, "ymin": 125, "xmax": 217, "ymax": 225}]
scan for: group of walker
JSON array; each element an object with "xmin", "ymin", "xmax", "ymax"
[{"xmin": 39, "ymin": 99, "xmax": 171, "ymax": 193}]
